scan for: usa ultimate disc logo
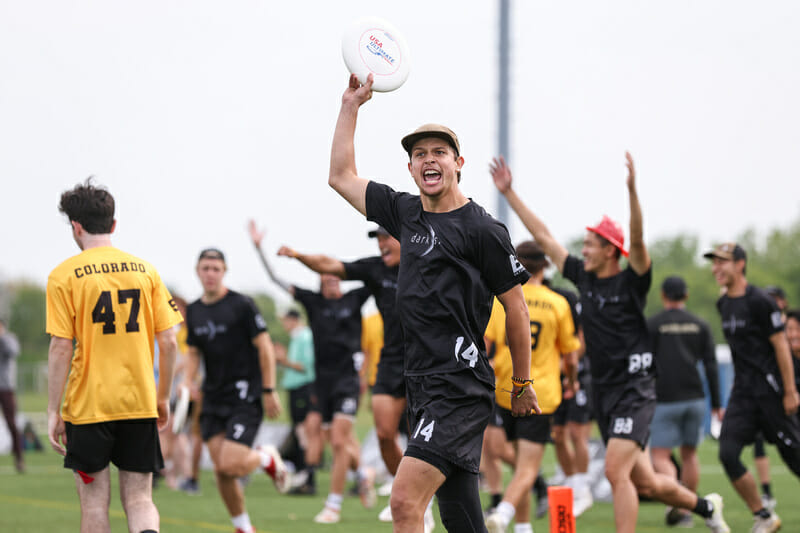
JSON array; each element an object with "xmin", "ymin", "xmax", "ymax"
[{"xmin": 359, "ymin": 29, "xmax": 401, "ymax": 76}]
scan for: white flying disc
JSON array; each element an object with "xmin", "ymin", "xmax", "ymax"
[
  {"xmin": 172, "ymin": 384, "xmax": 190, "ymax": 434},
  {"xmin": 342, "ymin": 16, "xmax": 411, "ymax": 92}
]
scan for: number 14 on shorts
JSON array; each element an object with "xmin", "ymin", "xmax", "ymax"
[{"xmin": 412, "ymin": 417, "xmax": 435, "ymax": 442}]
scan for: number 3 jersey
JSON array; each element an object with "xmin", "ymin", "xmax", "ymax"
[
  {"xmin": 366, "ymin": 181, "xmax": 530, "ymax": 387},
  {"xmin": 563, "ymin": 254, "xmax": 653, "ymax": 387},
  {"xmin": 46, "ymin": 246, "xmax": 183, "ymax": 424},
  {"xmin": 186, "ymin": 290, "xmax": 268, "ymax": 411}
]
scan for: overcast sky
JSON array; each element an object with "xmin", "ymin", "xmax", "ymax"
[{"xmin": 2, "ymin": 1, "xmax": 798, "ymax": 308}]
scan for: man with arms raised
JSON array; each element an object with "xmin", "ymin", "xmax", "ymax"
[
  {"xmin": 490, "ymin": 155, "xmax": 729, "ymax": 533},
  {"xmin": 329, "ymin": 74, "xmax": 538, "ymax": 533},
  {"xmin": 47, "ymin": 180, "xmax": 183, "ymax": 533}
]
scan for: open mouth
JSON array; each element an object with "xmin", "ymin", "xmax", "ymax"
[{"xmin": 422, "ymin": 169, "xmax": 442, "ymax": 184}]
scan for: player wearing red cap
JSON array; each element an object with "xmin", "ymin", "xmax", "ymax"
[{"xmin": 490, "ymin": 154, "xmax": 730, "ymax": 533}]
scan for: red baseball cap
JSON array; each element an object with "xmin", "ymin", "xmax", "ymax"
[{"xmin": 586, "ymin": 215, "xmax": 628, "ymax": 257}]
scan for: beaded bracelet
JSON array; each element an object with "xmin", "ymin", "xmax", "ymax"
[{"xmin": 511, "ymin": 376, "xmax": 534, "ymax": 387}]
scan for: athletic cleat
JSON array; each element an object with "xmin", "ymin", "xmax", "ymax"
[
  {"xmin": 424, "ymin": 506, "xmax": 436, "ymax": 533},
  {"xmin": 535, "ymin": 494, "xmax": 549, "ymax": 519},
  {"xmin": 761, "ymin": 494, "xmax": 777, "ymax": 512},
  {"xmin": 573, "ymin": 484, "xmax": 593, "ymax": 517},
  {"xmin": 178, "ymin": 477, "xmax": 200, "ymax": 495},
  {"xmin": 485, "ymin": 510, "xmax": 508, "ymax": 533},
  {"xmin": 313, "ymin": 506, "xmax": 341, "ymax": 524},
  {"xmin": 358, "ymin": 468, "xmax": 377, "ymax": 509},
  {"xmin": 751, "ymin": 511, "xmax": 781, "ymax": 533},
  {"xmin": 703, "ymin": 493, "xmax": 730, "ymax": 533},
  {"xmin": 378, "ymin": 504, "xmax": 393, "ymax": 522},
  {"xmin": 258, "ymin": 445, "xmax": 291, "ymax": 494},
  {"xmin": 666, "ymin": 506, "xmax": 692, "ymax": 527}
]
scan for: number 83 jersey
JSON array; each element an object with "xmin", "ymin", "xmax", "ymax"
[{"xmin": 46, "ymin": 246, "xmax": 183, "ymax": 424}]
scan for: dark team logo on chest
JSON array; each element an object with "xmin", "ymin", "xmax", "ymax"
[
  {"xmin": 585, "ymin": 290, "xmax": 620, "ymax": 311},
  {"xmin": 722, "ymin": 314, "xmax": 746, "ymax": 334},
  {"xmin": 194, "ymin": 320, "xmax": 228, "ymax": 341},
  {"xmin": 408, "ymin": 224, "xmax": 440, "ymax": 257}
]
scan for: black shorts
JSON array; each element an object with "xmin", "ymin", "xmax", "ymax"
[
  {"xmin": 200, "ymin": 400, "xmax": 263, "ymax": 446},
  {"xmin": 498, "ymin": 406, "xmax": 553, "ymax": 444},
  {"xmin": 288, "ymin": 383, "xmax": 313, "ymax": 425},
  {"xmin": 488, "ymin": 398, "xmax": 504, "ymax": 428},
  {"xmin": 64, "ymin": 418, "xmax": 163, "ymax": 474},
  {"xmin": 553, "ymin": 379, "xmax": 594, "ymax": 426},
  {"xmin": 373, "ymin": 356, "xmax": 406, "ymax": 398},
  {"xmin": 404, "ymin": 371, "xmax": 493, "ymax": 474},
  {"xmin": 721, "ymin": 382, "xmax": 800, "ymax": 449},
  {"xmin": 593, "ymin": 378, "xmax": 656, "ymax": 449},
  {"xmin": 311, "ymin": 374, "xmax": 360, "ymax": 424}
]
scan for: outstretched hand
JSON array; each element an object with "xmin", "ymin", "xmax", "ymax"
[
  {"xmin": 342, "ymin": 73, "xmax": 374, "ymax": 108},
  {"xmin": 489, "ymin": 156, "xmax": 513, "ymax": 193},
  {"xmin": 248, "ymin": 219, "xmax": 265, "ymax": 248},
  {"xmin": 625, "ymin": 151, "xmax": 636, "ymax": 191}
]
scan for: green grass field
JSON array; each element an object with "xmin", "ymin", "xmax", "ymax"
[{"xmin": 2, "ymin": 393, "xmax": 798, "ymax": 532}]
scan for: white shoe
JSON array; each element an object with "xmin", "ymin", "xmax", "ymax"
[
  {"xmin": 378, "ymin": 504, "xmax": 393, "ymax": 522},
  {"xmin": 573, "ymin": 485, "xmax": 593, "ymax": 517},
  {"xmin": 377, "ymin": 480, "xmax": 394, "ymax": 497},
  {"xmin": 313, "ymin": 506, "xmax": 341, "ymax": 524},
  {"xmin": 485, "ymin": 510, "xmax": 507, "ymax": 533},
  {"xmin": 761, "ymin": 494, "xmax": 777, "ymax": 512},
  {"xmin": 751, "ymin": 511, "xmax": 781, "ymax": 533},
  {"xmin": 257, "ymin": 445, "xmax": 291, "ymax": 494},
  {"xmin": 424, "ymin": 506, "xmax": 436, "ymax": 533},
  {"xmin": 358, "ymin": 467, "xmax": 377, "ymax": 509},
  {"xmin": 703, "ymin": 493, "xmax": 730, "ymax": 533}
]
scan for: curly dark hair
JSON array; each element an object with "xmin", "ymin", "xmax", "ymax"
[{"xmin": 59, "ymin": 178, "xmax": 115, "ymax": 234}]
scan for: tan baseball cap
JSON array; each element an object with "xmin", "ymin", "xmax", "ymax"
[
  {"xmin": 401, "ymin": 124, "xmax": 460, "ymax": 156},
  {"xmin": 703, "ymin": 242, "xmax": 747, "ymax": 262}
]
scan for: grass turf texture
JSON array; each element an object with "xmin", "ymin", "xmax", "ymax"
[{"xmin": 3, "ymin": 392, "xmax": 798, "ymax": 532}]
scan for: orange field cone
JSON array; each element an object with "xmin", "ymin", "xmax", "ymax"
[{"xmin": 548, "ymin": 485, "xmax": 576, "ymax": 533}]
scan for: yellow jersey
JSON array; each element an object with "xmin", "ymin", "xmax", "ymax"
[
  {"xmin": 46, "ymin": 246, "xmax": 183, "ymax": 424},
  {"xmin": 361, "ymin": 312, "xmax": 384, "ymax": 387},
  {"xmin": 485, "ymin": 283, "xmax": 580, "ymax": 413}
]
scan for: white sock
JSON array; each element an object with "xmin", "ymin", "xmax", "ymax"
[
  {"xmin": 258, "ymin": 449, "xmax": 274, "ymax": 470},
  {"xmin": 563, "ymin": 474, "xmax": 575, "ymax": 487},
  {"xmin": 325, "ymin": 493, "xmax": 343, "ymax": 511},
  {"xmin": 231, "ymin": 512, "xmax": 253, "ymax": 532},
  {"xmin": 514, "ymin": 523, "xmax": 533, "ymax": 533},
  {"xmin": 496, "ymin": 501, "xmax": 516, "ymax": 524}
]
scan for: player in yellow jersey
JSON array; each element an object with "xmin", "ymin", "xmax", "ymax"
[
  {"xmin": 46, "ymin": 179, "xmax": 183, "ymax": 533},
  {"xmin": 484, "ymin": 241, "xmax": 580, "ymax": 533}
]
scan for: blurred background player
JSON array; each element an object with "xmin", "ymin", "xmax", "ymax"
[
  {"xmin": 705, "ymin": 243, "xmax": 800, "ymax": 533},
  {"xmin": 491, "ymin": 153, "xmax": 729, "ymax": 533},
  {"xmin": 183, "ymin": 248, "xmax": 287, "ymax": 533},
  {"xmin": 248, "ymin": 226, "xmax": 376, "ymax": 524},
  {"xmin": 46, "ymin": 179, "xmax": 182, "ymax": 533},
  {"xmin": 484, "ymin": 240, "xmax": 580, "ymax": 533},
  {"xmin": 647, "ymin": 275, "xmax": 722, "ymax": 527},
  {"xmin": 0, "ymin": 318, "xmax": 23, "ymax": 473}
]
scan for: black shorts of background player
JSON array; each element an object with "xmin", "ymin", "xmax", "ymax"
[
  {"xmin": 247, "ymin": 236, "xmax": 375, "ymax": 524},
  {"xmin": 491, "ymin": 154, "xmax": 730, "ymax": 533},
  {"xmin": 182, "ymin": 249, "xmax": 288, "ymax": 533},
  {"xmin": 249, "ymin": 220, "xmax": 409, "ymax": 505},
  {"xmin": 329, "ymin": 74, "xmax": 539, "ymax": 533},
  {"xmin": 704, "ymin": 244, "xmax": 800, "ymax": 531}
]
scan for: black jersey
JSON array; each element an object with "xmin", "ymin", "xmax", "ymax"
[
  {"xmin": 717, "ymin": 284, "xmax": 785, "ymax": 391},
  {"xmin": 563, "ymin": 255, "xmax": 652, "ymax": 387},
  {"xmin": 647, "ymin": 308, "xmax": 721, "ymax": 407},
  {"xmin": 294, "ymin": 286, "xmax": 371, "ymax": 378},
  {"xmin": 343, "ymin": 257, "xmax": 403, "ymax": 363},
  {"xmin": 552, "ymin": 286, "xmax": 590, "ymax": 378},
  {"xmin": 186, "ymin": 290, "xmax": 267, "ymax": 408},
  {"xmin": 365, "ymin": 181, "xmax": 530, "ymax": 388}
]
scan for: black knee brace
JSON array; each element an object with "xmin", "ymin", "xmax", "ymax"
[
  {"xmin": 719, "ymin": 438, "xmax": 747, "ymax": 481},
  {"xmin": 436, "ymin": 469, "xmax": 487, "ymax": 533},
  {"xmin": 753, "ymin": 436, "xmax": 766, "ymax": 458}
]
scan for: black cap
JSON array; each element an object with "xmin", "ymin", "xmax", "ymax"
[
  {"xmin": 368, "ymin": 226, "xmax": 391, "ymax": 238},
  {"xmin": 283, "ymin": 309, "xmax": 301, "ymax": 319},
  {"xmin": 703, "ymin": 242, "xmax": 746, "ymax": 262},
  {"xmin": 198, "ymin": 248, "xmax": 225, "ymax": 262},
  {"xmin": 662, "ymin": 276, "xmax": 687, "ymax": 301},
  {"xmin": 765, "ymin": 285, "xmax": 786, "ymax": 300}
]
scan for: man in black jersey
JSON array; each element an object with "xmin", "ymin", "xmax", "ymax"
[
  {"xmin": 647, "ymin": 275, "xmax": 722, "ymax": 527},
  {"xmin": 249, "ymin": 222, "xmax": 432, "ymax": 527},
  {"xmin": 247, "ymin": 228, "xmax": 376, "ymax": 525},
  {"xmin": 786, "ymin": 310, "xmax": 800, "ymax": 393},
  {"xmin": 182, "ymin": 249, "xmax": 288, "ymax": 533},
  {"xmin": 704, "ymin": 243, "xmax": 800, "ymax": 532},
  {"xmin": 490, "ymin": 155, "xmax": 729, "ymax": 533},
  {"xmin": 329, "ymin": 74, "xmax": 538, "ymax": 533}
]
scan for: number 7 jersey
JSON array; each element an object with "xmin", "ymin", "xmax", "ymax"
[{"xmin": 46, "ymin": 246, "xmax": 183, "ymax": 424}]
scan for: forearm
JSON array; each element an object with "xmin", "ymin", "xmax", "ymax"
[
  {"xmin": 773, "ymin": 334, "xmax": 798, "ymax": 394},
  {"xmin": 506, "ymin": 303, "xmax": 532, "ymax": 382},
  {"xmin": 503, "ymin": 187, "xmax": 568, "ymax": 271},
  {"xmin": 563, "ymin": 350, "xmax": 579, "ymax": 384},
  {"xmin": 293, "ymin": 252, "xmax": 347, "ymax": 278},
  {"xmin": 257, "ymin": 333, "xmax": 277, "ymax": 389},
  {"xmin": 329, "ymin": 101, "xmax": 368, "ymax": 215},
  {"xmin": 253, "ymin": 243, "xmax": 293, "ymax": 293},
  {"xmin": 47, "ymin": 337, "xmax": 72, "ymax": 415},
  {"xmin": 156, "ymin": 329, "xmax": 178, "ymax": 403}
]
